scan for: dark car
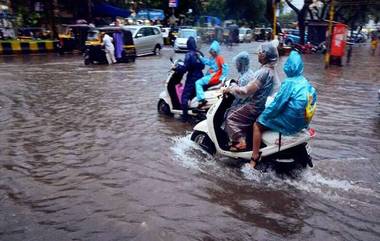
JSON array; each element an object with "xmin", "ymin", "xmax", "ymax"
[
  {"xmin": 254, "ymin": 27, "xmax": 272, "ymax": 41},
  {"xmin": 84, "ymin": 26, "xmax": 136, "ymax": 65},
  {"xmin": 17, "ymin": 27, "xmax": 51, "ymax": 40}
]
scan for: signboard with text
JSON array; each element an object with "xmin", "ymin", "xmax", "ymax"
[{"xmin": 169, "ymin": 0, "xmax": 178, "ymax": 8}]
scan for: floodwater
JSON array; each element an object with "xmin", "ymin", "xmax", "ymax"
[{"xmin": 0, "ymin": 43, "xmax": 379, "ymax": 241}]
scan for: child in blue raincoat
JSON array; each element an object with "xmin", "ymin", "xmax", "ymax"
[
  {"xmin": 250, "ymin": 50, "xmax": 317, "ymax": 167},
  {"xmin": 196, "ymin": 41, "xmax": 228, "ymax": 108}
]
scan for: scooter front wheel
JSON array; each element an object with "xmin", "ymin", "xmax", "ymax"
[{"xmin": 191, "ymin": 131, "xmax": 216, "ymax": 155}]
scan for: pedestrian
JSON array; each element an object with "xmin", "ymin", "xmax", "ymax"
[
  {"xmin": 370, "ymin": 32, "xmax": 378, "ymax": 56},
  {"xmin": 100, "ymin": 32, "xmax": 116, "ymax": 64}
]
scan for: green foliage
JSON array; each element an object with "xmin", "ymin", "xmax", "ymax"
[
  {"xmin": 205, "ymin": 0, "xmax": 226, "ymax": 19},
  {"xmin": 14, "ymin": 6, "xmax": 42, "ymax": 27},
  {"xmin": 335, "ymin": 4, "xmax": 380, "ymax": 28},
  {"xmin": 225, "ymin": 0, "xmax": 266, "ymax": 24},
  {"xmin": 278, "ymin": 11, "xmax": 297, "ymax": 25}
]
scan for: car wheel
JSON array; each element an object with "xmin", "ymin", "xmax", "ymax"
[
  {"xmin": 154, "ymin": 45, "xmax": 161, "ymax": 55},
  {"xmin": 191, "ymin": 131, "xmax": 216, "ymax": 155}
]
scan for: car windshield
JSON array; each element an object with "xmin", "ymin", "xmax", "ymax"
[
  {"xmin": 124, "ymin": 27, "xmax": 137, "ymax": 35},
  {"xmin": 239, "ymin": 29, "xmax": 246, "ymax": 34},
  {"xmin": 178, "ymin": 30, "xmax": 196, "ymax": 38},
  {"xmin": 87, "ymin": 31, "xmax": 99, "ymax": 40}
]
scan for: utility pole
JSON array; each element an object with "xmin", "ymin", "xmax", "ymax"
[
  {"xmin": 88, "ymin": 0, "xmax": 92, "ymax": 20},
  {"xmin": 324, "ymin": 0, "xmax": 335, "ymax": 68},
  {"xmin": 46, "ymin": 0, "xmax": 59, "ymax": 39}
]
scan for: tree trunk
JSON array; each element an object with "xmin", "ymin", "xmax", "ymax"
[
  {"xmin": 46, "ymin": 0, "xmax": 58, "ymax": 39},
  {"xmin": 298, "ymin": 17, "xmax": 305, "ymax": 44},
  {"xmin": 299, "ymin": 5, "xmax": 309, "ymax": 45}
]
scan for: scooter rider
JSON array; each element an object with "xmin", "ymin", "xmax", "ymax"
[
  {"xmin": 176, "ymin": 37, "xmax": 205, "ymax": 122},
  {"xmin": 250, "ymin": 50, "xmax": 317, "ymax": 168},
  {"xmin": 222, "ymin": 44, "xmax": 279, "ymax": 151},
  {"xmin": 196, "ymin": 41, "xmax": 229, "ymax": 108}
]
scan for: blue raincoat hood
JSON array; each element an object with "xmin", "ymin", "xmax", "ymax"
[
  {"xmin": 284, "ymin": 51, "xmax": 304, "ymax": 78},
  {"xmin": 187, "ymin": 37, "xmax": 197, "ymax": 51},
  {"xmin": 209, "ymin": 41, "xmax": 220, "ymax": 54}
]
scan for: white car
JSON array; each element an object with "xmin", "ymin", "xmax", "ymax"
[
  {"xmin": 239, "ymin": 27, "xmax": 253, "ymax": 43},
  {"xmin": 174, "ymin": 29, "xmax": 201, "ymax": 52},
  {"xmin": 124, "ymin": 25, "xmax": 163, "ymax": 56}
]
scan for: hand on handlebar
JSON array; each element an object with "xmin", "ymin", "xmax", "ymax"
[{"xmin": 221, "ymin": 87, "xmax": 230, "ymax": 94}]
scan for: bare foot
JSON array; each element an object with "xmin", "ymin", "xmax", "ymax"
[{"xmin": 249, "ymin": 161, "xmax": 256, "ymax": 169}]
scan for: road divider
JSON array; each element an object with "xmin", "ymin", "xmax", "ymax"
[{"xmin": 0, "ymin": 40, "xmax": 58, "ymax": 55}]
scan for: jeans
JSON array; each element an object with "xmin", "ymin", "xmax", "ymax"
[{"xmin": 195, "ymin": 75, "xmax": 212, "ymax": 101}]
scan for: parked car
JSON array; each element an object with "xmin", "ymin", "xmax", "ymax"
[
  {"xmin": 239, "ymin": 27, "xmax": 253, "ymax": 43},
  {"xmin": 124, "ymin": 25, "xmax": 163, "ymax": 56},
  {"xmin": 347, "ymin": 31, "xmax": 367, "ymax": 43},
  {"xmin": 174, "ymin": 28, "xmax": 201, "ymax": 52},
  {"xmin": 284, "ymin": 29, "xmax": 308, "ymax": 45},
  {"xmin": 0, "ymin": 27, "xmax": 15, "ymax": 40},
  {"xmin": 254, "ymin": 27, "xmax": 272, "ymax": 41},
  {"xmin": 17, "ymin": 27, "xmax": 51, "ymax": 40}
]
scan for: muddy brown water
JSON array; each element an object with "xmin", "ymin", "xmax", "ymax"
[{"xmin": 0, "ymin": 43, "xmax": 379, "ymax": 241}]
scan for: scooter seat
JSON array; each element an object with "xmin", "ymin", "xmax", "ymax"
[
  {"xmin": 262, "ymin": 129, "xmax": 309, "ymax": 146},
  {"xmin": 205, "ymin": 82, "xmax": 223, "ymax": 91}
]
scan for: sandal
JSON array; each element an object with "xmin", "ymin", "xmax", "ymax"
[{"xmin": 249, "ymin": 152, "xmax": 262, "ymax": 169}]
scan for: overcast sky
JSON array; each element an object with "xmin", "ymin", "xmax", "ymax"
[{"xmin": 283, "ymin": 0, "xmax": 304, "ymax": 13}]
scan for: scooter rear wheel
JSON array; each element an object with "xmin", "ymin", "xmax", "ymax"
[{"xmin": 157, "ymin": 99, "xmax": 172, "ymax": 115}]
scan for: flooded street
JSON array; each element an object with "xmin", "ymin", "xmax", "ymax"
[{"xmin": 0, "ymin": 43, "xmax": 379, "ymax": 241}]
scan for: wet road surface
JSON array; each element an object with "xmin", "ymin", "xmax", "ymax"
[{"xmin": 0, "ymin": 43, "xmax": 379, "ymax": 241}]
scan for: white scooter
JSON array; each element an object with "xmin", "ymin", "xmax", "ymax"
[
  {"xmin": 191, "ymin": 80, "xmax": 316, "ymax": 171},
  {"xmin": 157, "ymin": 58, "xmax": 222, "ymax": 120}
]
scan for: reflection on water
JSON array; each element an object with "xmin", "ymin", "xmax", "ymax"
[{"xmin": 0, "ymin": 45, "xmax": 379, "ymax": 241}]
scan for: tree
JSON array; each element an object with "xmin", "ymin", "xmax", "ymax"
[
  {"xmin": 334, "ymin": 3, "xmax": 380, "ymax": 32},
  {"xmin": 225, "ymin": 0, "xmax": 266, "ymax": 26},
  {"xmin": 278, "ymin": 11, "xmax": 297, "ymax": 27},
  {"xmin": 205, "ymin": 0, "xmax": 226, "ymax": 19},
  {"xmin": 284, "ymin": 0, "xmax": 313, "ymax": 45}
]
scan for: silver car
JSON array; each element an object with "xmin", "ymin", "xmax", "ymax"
[
  {"xmin": 124, "ymin": 25, "xmax": 163, "ymax": 56},
  {"xmin": 174, "ymin": 29, "xmax": 201, "ymax": 52},
  {"xmin": 239, "ymin": 27, "xmax": 253, "ymax": 43}
]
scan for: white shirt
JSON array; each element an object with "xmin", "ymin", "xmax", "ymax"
[{"xmin": 102, "ymin": 34, "xmax": 114, "ymax": 50}]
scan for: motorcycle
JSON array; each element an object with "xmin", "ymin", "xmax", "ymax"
[
  {"xmin": 191, "ymin": 80, "xmax": 315, "ymax": 172},
  {"xmin": 157, "ymin": 57, "xmax": 222, "ymax": 120}
]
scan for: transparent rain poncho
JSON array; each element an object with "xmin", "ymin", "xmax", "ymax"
[{"xmin": 224, "ymin": 42, "xmax": 280, "ymax": 143}]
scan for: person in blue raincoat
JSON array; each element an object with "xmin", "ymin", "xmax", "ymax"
[
  {"xmin": 195, "ymin": 41, "xmax": 228, "ymax": 108},
  {"xmin": 176, "ymin": 37, "xmax": 205, "ymax": 121},
  {"xmin": 250, "ymin": 50, "xmax": 317, "ymax": 167}
]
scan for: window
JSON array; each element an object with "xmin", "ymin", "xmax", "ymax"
[
  {"xmin": 144, "ymin": 27, "xmax": 155, "ymax": 36},
  {"xmin": 178, "ymin": 30, "xmax": 196, "ymax": 38},
  {"xmin": 153, "ymin": 28, "xmax": 160, "ymax": 35},
  {"xmin": 137, "ymin": 28, "xmax": 145, "ymax": 37}
]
